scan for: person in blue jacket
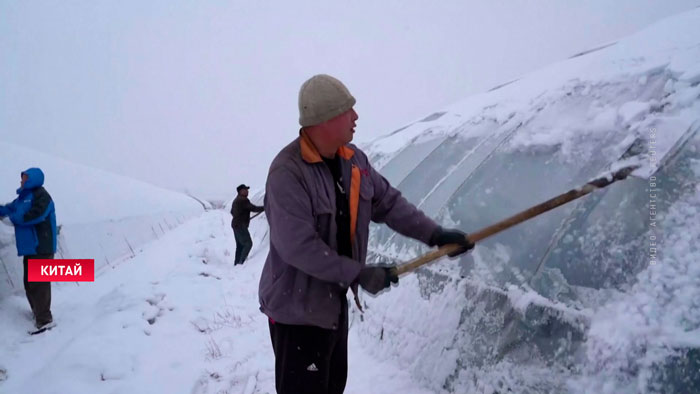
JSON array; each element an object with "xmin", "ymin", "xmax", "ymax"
[{"xmin": 0, "ymin": 168, "xmax": 56, "ymax": 329}]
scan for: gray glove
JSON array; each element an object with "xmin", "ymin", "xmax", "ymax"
[{"xmin": 357, "ymin": 265, "xmax": 399, "ymax": 295}]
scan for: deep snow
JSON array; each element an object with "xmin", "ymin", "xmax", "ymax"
[{"xmin": 0, "ymin": 210, "xmax": 434, "ymax": 394}]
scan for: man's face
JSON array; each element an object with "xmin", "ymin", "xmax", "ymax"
[
  {"xmin": 240, "ymin": 188, "xmax": 249, "ymax": 197},
  {"xmin": 324, "ymin": 108, "xmax": 358, "ymax": 146},
  {"xmin": 20, "ymin": 173, "xmax": 28, "ymax": 188}
]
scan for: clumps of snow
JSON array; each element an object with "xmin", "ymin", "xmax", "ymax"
[
  {"xmin": 352, "ymin": 273, "xmax": 467, "ymax": 391},
  {"xmin": 505, "ymin": 284, "xmax": 591, "ymax": 324},
  {"xmin": 572, "ymin": 184, "xmax": 700, "ymax": 393}
]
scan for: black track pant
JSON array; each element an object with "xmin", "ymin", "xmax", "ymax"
[
  {"xmin": 23, "ymin": 254, "xmax": 53, "ymax": 326},
  {"xmin": 268, "ymin": 298, "xmax": 348, "ymax": 394}
]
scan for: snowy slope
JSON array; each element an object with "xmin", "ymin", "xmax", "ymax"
[
  {"xmin": 0, "ymin": 210, "xmax": 435, "ymax": 394},
  {"xmin": 356, "ymin": 8, "xmax": 700, "ymax": 394},
  {"xmin": 0, "ymin": 141, "xmax": 203, "ymax": 298}
]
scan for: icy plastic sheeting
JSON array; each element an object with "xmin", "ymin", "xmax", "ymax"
[
  {"xmin": 375, "ymin": 136, "xmax": 446, "ymax": 187},
  {"xmin": 359, "ymin": 8, "xmax": 700, "ymax": 393},
  {"xmin": 571, "ymin": 182, "xmax": 700, "ymax": 394},
  {"xmin": 59, "ymin": 211, "xmax": 198, "ymax": 274},
  {"xmin": 533, "ymin": 121, "xmax": 700, "ymax": 294},
  {"xmin": 365, "ymin": 112, "xmax": 469, "ymax": 170},
  {"xmin": 398, "ymin": 125, "xmax": 496, "ymax": 212},
  {"xmin": 435, "ymin": 87, "xmax": 646, "ymax": 288},
  {"xmin": 370, "ymin": 114, "xmax": 521, "ymax": 252},
  {"xmin": 417, "ymin": 123, "xmax": 515, "ymax": 218},
  {"xmin": 0, "ymin": 223, "xmax": 20, "ymax": 294}
]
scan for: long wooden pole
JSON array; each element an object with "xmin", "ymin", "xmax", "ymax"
[{"xmin": 395, "ymin": 165, "xmax": 638, "ymax": 276}]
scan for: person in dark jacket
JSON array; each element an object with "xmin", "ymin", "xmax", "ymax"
[
  {"xmin": 259, "ymin": 74, "xmax": 474, "ymax": 394},
  {"xmin": 230, "ymin": 184, "xmax": 264, "ymax": 265},
  {"xmin": 0, "ymin": 168, "xmax": 57, "ymax": 330}
]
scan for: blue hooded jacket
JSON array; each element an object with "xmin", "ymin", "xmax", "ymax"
[{"xmin": 0, "ymin": 168, "xmax": 57, "ymax": 256}]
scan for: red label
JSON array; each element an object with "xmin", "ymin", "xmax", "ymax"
[{"xmin": 28, "ymin": 259, "xmax": 95, "ymax": 282}]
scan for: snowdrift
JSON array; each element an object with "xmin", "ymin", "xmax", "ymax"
[{"xmin": 0, "ymin": 141, "xmax": 204, "ymax": 298}]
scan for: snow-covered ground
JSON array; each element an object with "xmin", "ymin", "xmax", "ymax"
[{"xmin": 0, "ymin": 210, "xmax": 434, "ymax": 394}]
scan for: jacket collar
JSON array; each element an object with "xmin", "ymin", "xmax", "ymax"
[{"xmin": 299, "ymin": 129, "xmax": 354, "ymax": 164}]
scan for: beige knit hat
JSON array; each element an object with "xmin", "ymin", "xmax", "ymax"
[{"xmin": 298, "ymin": 74, "xmax": 356, "ymax": 127}]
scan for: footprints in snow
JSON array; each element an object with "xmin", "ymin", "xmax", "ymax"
[
  {"xmin": 141, "ymin": 293, "xmax": 173, "ymax": 331},
  {"xmin": 198, "ymin": 272, "xmax": 221, "ymax": 280},
  {"xmin": 192, "ymin": 370, "xmax": 259, "ymax": 394},
  {"xmin": 190, "ymin": 308, "xmax": 243, "ymax": 335}
]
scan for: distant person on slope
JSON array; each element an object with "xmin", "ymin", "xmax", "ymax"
[
  {"xmin": 230, "ymin": 184, "xmax": 264, "ymax": 265},
  {"xmin": 0, "ymin": 168, "xmax": 57, "ymax": 331},
  {"xmin": 258, "ymin": 74, "xmax": 475, "ymax": 394}
]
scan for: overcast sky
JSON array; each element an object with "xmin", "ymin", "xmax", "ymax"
[{"xmin": 1, "ymin": 1, "xmax": 697, "ymax": 199}]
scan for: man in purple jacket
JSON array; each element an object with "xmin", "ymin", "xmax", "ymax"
[{"xmin": 259, "ymin": 74, "xmax": 473, "ymax": 394}]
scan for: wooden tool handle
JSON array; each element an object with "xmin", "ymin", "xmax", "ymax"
[{"xmin": 395, "ymin": 165, "xmax": 638, "ymax": 276}]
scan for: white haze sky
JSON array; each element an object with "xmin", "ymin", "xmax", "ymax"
[{"xmin": 1, "ymin": 1, "xmax": 697, "ymax": 199}]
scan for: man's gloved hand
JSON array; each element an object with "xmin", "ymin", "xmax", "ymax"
[
  {"xmin": 357, "ymin": 265, "xmax": 399, "ymax": 295},
  {"xmin": 429, "ymin": 227, "xmax": 475, "ymax": 257}
]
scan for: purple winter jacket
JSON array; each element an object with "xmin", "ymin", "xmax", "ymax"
[{"xmin": 258, "ymin": 131, "xmax": 439, "ymax": 329}]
